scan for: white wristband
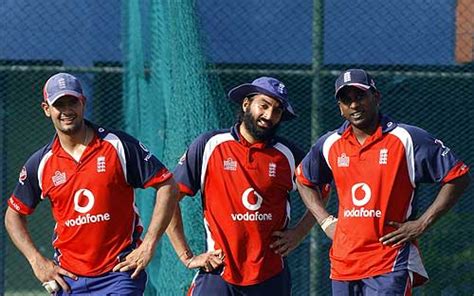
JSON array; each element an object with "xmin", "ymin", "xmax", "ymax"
[
  {"xmin": 320, "ymin": 215, "xmax": 338, "ymax": 232},
  {"xmin": 42, "ymin": 280, "xmax": 60, "ymax": 293}
]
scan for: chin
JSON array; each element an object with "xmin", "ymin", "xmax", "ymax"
[
  {"xmin": 60, "ymin": 124, "xmax": 82, "ymax": 135},
  {"xmin": 350, "ymin": 119, "xmax": 368, "ymax": 128}
]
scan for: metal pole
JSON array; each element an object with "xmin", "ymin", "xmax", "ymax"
[
  {"xmin": 0, "ymin": 71, "xmax": 6, "ymax": 295},
  {"xmin": 310, "ymin": 0, "xmax": 324, "ymax": 295}
]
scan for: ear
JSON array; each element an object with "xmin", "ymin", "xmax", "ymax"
[
  {"xmin": 373, "ymin": 90, "xmax": 381, "ymax": 106},
  {"xmin": 337, "ymin": 101, "xmax": 344, "ymax": 116},
  {"xmin": 41, "ymin": 102, "xmax": 51, "ymax": 118},
  {"xmin": 242, "ymin": 97, "xmax": 251, "ymax": 112}
]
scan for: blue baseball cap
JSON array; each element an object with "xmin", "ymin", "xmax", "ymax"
[
  {"xmin": 43, "ymin": 73, "xmax": 85, "ymax": 105},
  {"xmin": 228, "ymin": 76, "xmax": 297, "ymax": 121},
  {"xmin": 335, "ymin": 69, "xmax": 377, "ymax": 99}
]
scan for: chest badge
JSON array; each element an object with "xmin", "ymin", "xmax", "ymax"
[
  {"xmin": 268, "ymin": 162, "xmax": 277, "ymax": 177},
  {"xmin": 97, "ymin": 156, "xmax": 106, "ymax": 173},
  {"xmin": 337, "ymin": 153, "xmax": 350, "ymax": 167},
  {"xmin": 224, "ymin": 158, "xmax": 237, "ymax": 171},
  {"xmin": 52, "ymin": 171, "xmax": 67, "ymax": 186},
  {"xmin": 379, "ymin": 149, "xmax": 388, "ymax": 165}
]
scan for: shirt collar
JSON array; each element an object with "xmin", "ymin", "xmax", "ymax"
[
  {"xmin": 230, "ymin": 122, "xmax": 275, "ymax": 148},
  {"xmin": 51, "ymin": 120, "xmax": 101, "ymax": 157},
  {"xmin": 337, "ymin": 114, "xmax": 398, "ymax": 135}
]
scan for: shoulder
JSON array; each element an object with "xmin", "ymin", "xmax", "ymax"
[
  {"xmin": 272, "ymin": 136, "xmax": 304, "ymax": 158},
  {"xmin": 25, "ymin": 142, "xmax": 54, "ymax": 167},
  {"xmin": 189, "ymin": 128, "xmax": 234, "ymax": 149},
  {"xmin": 391, "ymin": 123, "xmax": 435, "ymax": 144},
  {"xmin": 94, "ymin": 124, "xmax": 140, "ymax": 144},
  {"xmin": 314, "ymin": 129, "xmax": 341, "ymax": 151},
  {"xmin": 396, "ymin": 123, "xmax": 430, "ymax": 135}
]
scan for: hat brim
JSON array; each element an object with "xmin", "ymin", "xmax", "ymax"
[
  {"xmin": 228, "ymin": 84, "xmax": 297, "ymax": 121},
  {"xmin": 335, "ymin": 83, "xmax": 372, "ymax": 98},
  {"xmin": 47, "ymin": 91, "xmax": 85, "ymax": 105}
]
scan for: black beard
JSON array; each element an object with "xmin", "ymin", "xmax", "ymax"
[
  {"xmin": 57, "ymin": 118, "xmax": 83, "ymax": 135},
  {"xmin": 242, "ymin": 111, "xmax": 279, "ymax": 141}
]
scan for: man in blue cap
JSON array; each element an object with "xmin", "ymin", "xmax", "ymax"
[
  {"xmin": 166, "ymin": 77, "xmax": 329, "ymax": 295},
  {"xmin": 296, "ymin": 69, "xmax": 470, "ymax": 295},
  {"xmin": 4, "ymin": 72, "xmax": 179, "ymax": 295}
]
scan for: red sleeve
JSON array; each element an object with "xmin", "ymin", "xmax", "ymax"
[
  {"xmin": 177, "ymin": 182, "xmax": 194, "ymax": 196},
  {"xmin": 442, "ymin": 162, "xmax": 469, "ymax": 184},
  {"xmin": 296, "ymin": 164, "xmax": 315, "ymax": 187},
  {"xmin": 143, "ymin": 168, "xmax": 173, "ymax": 188},
  {"xmin": 7, "ymin": 195, "xmax": 34, "ymax": 215}
]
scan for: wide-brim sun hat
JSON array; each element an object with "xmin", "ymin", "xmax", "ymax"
[{"xmin": 228, "ymin": 76, "xmax": 297, "ymax": 121}]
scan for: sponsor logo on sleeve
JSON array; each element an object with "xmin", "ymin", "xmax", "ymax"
[
  {"xmin": 139, "ymin": 142, "xmax": 153, "ymax": 161},
  {"xmin": 434, "ymin": 139, "xmax": 451, "ymax": 157},
  {"xmin": 9, "ymin": 197, "xmax": 21, "ymax": 212},
  {"xmin": 178, "ymin": 153, "xmax": 186, "ymax": 165},
  {"xmin": 18, "ymin": 166, "xmax": 27, "ymax": 185}
]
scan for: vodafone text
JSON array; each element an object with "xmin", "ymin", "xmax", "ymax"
[
  {"xmin": 231, "ymin": 211, "xmax": 272, "ymax": 221},
  {"xmin": 65, "ymin": 212, "xmax": 111, "ymax": 227},
  {"xmin": 343, "ymin": 207, "xmax": 382, "ymax": 218}
]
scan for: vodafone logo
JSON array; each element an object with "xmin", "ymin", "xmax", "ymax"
[
  {"xmin": 242, "ymin": 188, "xmax": 263, "ymax": 211},
  {"xmin": 344, "ymin": 183, "xmax": 382, "ymax": 218},
  {"xmin": 231, "ymin": 187, "xmax": 272, "ymax": 221},
  {"xmin": 73, "ymin": 189, "xmax": 95, "ymax": 213},
  {"xmin": 351, "ymin": 183, "xmax": 371, "ymax": 206},
  {"xmin": 65, "ymin": 189, "xmax": 111, "ymax": 227}
]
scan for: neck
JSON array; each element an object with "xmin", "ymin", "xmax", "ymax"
[
  {"xmin": 351, "ymin": 120, "xmax": 379, "ymax": 145},
  {"xmin": 239, "ymin": 122, "xmax": 259, "ymax": 144},
  {"xmin": 57, "ymin": 123, "xmax": 91, "ymax": 161}
]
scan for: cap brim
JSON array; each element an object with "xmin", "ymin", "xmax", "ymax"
[
  {"xmin": 228, "ymin": 84, "xmax": 297, "ymax": 121},
  {"xmin": 47, "ymin": 91, "xmax": 84, "ymax": 105},
  {"xmin": 335, "ymin": 83, "xmax": 371, "ymax": 98}
]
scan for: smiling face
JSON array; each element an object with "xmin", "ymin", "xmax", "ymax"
[
  {"xmin": 42, "ymin": 95, "xmax": 85, "ymax": 136},
  {"xmin": 337, "ymin": 86, "xmax": 381, "ymax": 134},
  {"xmin": 241, "ymin": 94, "xmax": 283, "ymax": 142}
]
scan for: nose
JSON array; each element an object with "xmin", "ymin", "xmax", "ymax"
[
  {"xmin": 259, "ymin": 107, "xmax": 271, "ymax": 120},
  {"xmin": 61, "ymin": 105, "xmax": 75, "ymax": 113},
  {"xmin": 348, "ymin": 98, "xmax": 361, "ymax": 109}
]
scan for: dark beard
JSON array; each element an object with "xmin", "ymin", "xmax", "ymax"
[
  {"xmin": 57, "ymin": 119, "xmax": 83, "ymax": 135},
  {"xmin": 242, "ymin": 110, "xmax": 279, "ymax": 141}
]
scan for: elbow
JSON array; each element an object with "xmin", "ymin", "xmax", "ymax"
[
  {"xmin": 447, "ymin": 173, "xmax": 471, "ymax": 196},
  {"xmin": 458, "ymin": 172, "xmax": 471, "ymax": 190},
  {"xmin": 4, "ymin": 207, "xmax": 23, "ymax": 234}
]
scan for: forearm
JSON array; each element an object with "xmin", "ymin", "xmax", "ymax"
[
  {"xmin": 141, "ymin": 178, "xmax": 179, "ymax": 251},
  {"xmin": 296, "ymin": 180, "xmax": 331, "ymax": 224},
  {"xmin": 4, "ymin": 208, "xmax": 44, "ymax": 266},
  {"xmin": 418, "ymin": 174, "xmax": 470, "ymax": 230},
  {"xmin": 165, "ymin": 202, "xmax": 193, "ymax": 264},
  {"xmin": 292, "ymin": 210, "xmax": 316, "ymax": 239}
]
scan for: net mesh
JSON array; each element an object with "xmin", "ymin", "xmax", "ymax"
[{"xmin": 1, "ymin": 0, "xmax": 473, "ymax": 295}]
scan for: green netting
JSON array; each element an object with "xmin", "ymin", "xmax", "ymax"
[
  {"xmin": 123, "ymin": 0, "xmax": 231, "ymax": 294},
  {"xmin": 1, "ymin": 0, "xmax": 473, "ymax": 295}
]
